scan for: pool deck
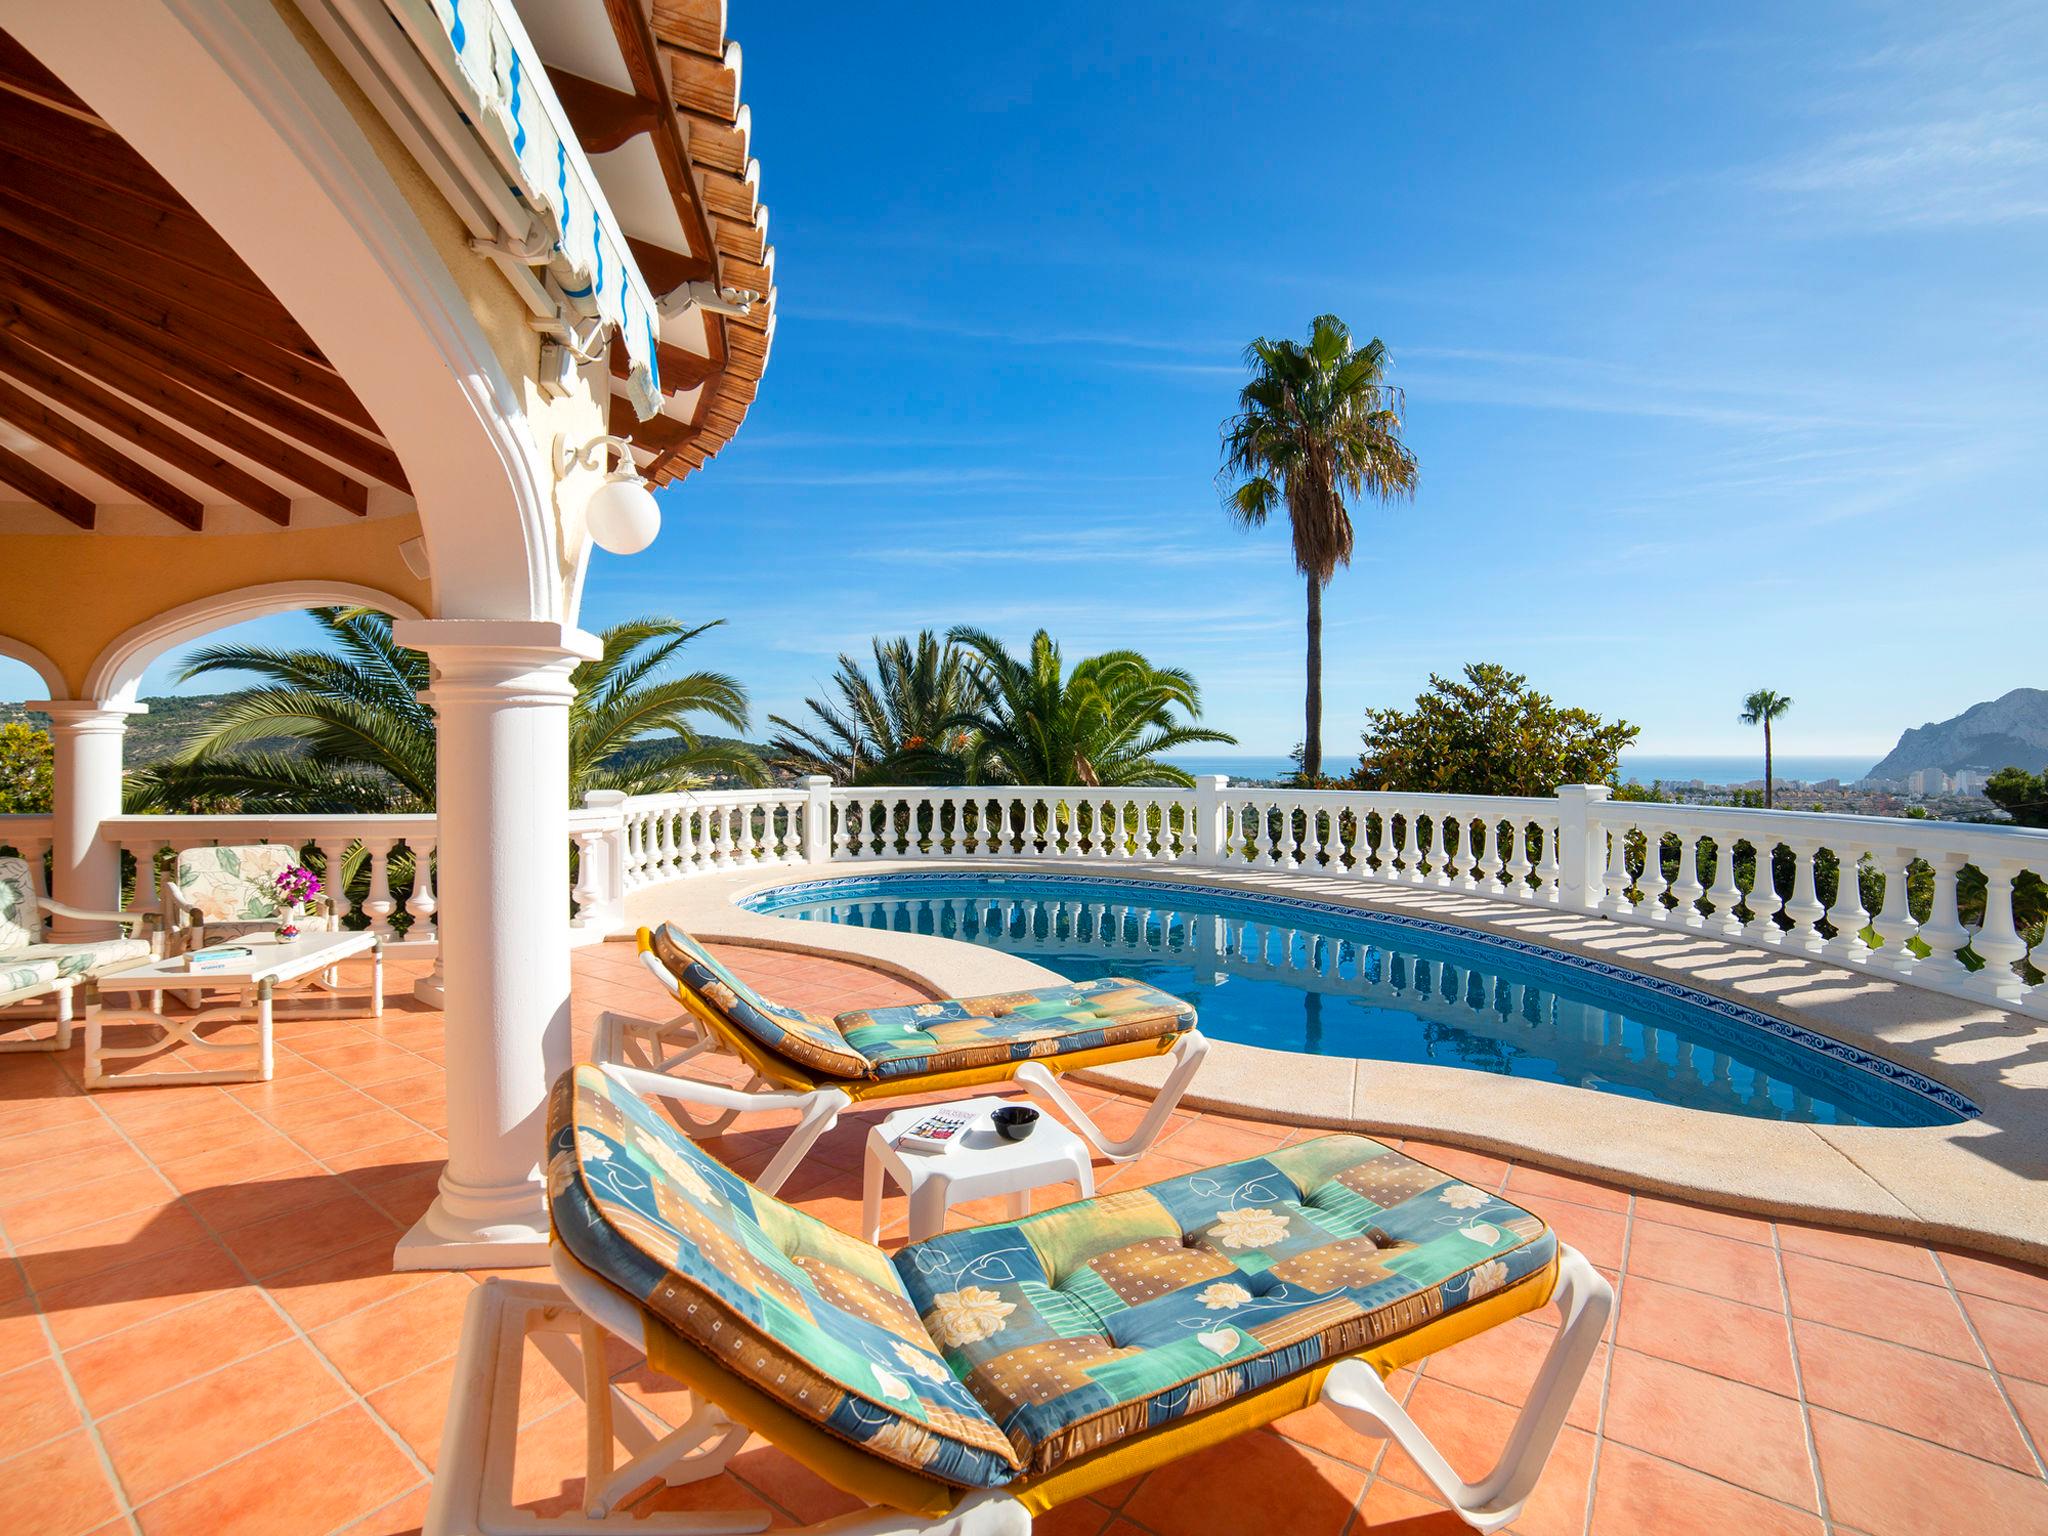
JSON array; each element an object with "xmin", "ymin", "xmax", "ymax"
[{"xmin": 637, "ymin": 858, "xmax": 2048, "ymax": 1265}]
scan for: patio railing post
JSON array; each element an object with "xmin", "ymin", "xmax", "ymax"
[
  {"xmin": 1553, "ymin": 783, "xmax": 1612, "ymax": 913},
  {"xmin": 30, "ymin": 699, "xmax": 144, "ymax": 939},
  {"xmin": 1195, "ymin": 774, "xmax": 1230, "ymax": 866},
  {"xmin": 801, "ymin": 775, "xmax": 833, "ymax": 864},
  {"xmin": 572, "ymin": 791, "xmax": 629, "ymax": 940}
]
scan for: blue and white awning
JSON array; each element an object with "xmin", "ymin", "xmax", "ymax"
[{"xmin": 394, "ymin": 0, "xmax": 664, "ymax": 416}]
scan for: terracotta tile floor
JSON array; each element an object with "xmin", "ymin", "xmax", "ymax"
[{"xmin": 2, "ymin": 941, "xmax": 2046, "ymax": 1534}]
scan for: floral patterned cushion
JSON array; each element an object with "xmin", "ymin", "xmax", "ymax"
[
  {"xmin": 648, "ymin": 923, "xmax": 872, "ymax": 1078},
  {"xmin": 547, "ymin": 1064, "xmax": 1021, "ymax": 1487},
  {"xmin": 0, "ymin": 857, "xmax": 42, "ymax": 952},
  {"xmin": 11, "ymin": 939, "xmax": 154, "ymax": 979},
  {"xmin": 171, "ymin": 845, "xmax": 301, "ymax": 923},
  {"xmin": 2, "ymin": 958, "xmax": 61, "ymax": 996},
  {"xmin": 892, "ymin": 1136, "xmax": 1558, "ymax": 1476},
  {"xmin": 838, "ymin": 980, "xmax": 1195, "ymax": 1081}
]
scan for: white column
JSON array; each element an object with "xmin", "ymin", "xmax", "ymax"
[
  {"xmin": 1554, "ymin": 784, "xmax": 1612, "ymax": 913},
  {"xmin": 1195, "ymin": 774, "xmax": 1229, "ymax": 865},
  {"xmin": 32, "ymin": 700, "xmax": 144, "ymax": 937},
  {"xmin": 390, "ymin": 619, "xmax": 599, "ymax": 1271}
]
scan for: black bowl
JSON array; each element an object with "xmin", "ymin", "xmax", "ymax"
[{"xmin": 990, "ymin": 1105, "xmax": 1039, "ymax": 1141}]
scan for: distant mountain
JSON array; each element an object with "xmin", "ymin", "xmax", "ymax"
[
  {"xmin": 2, "ymin": 694, "xmax": 301, "ymax": 767},
  {"xmin": 1865, "ymin": 688, "xmax": 2048, "ymax": 781}
]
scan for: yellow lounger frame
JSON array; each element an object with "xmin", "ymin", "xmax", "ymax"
[{"xmin": 591, "ymin": 933, "xmax": 1211, "ymax": 1193}]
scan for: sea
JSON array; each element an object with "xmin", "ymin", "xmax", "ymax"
[{"xmin": 1168, "ymin": 754, "xmax": 1875, "ymax": 787}]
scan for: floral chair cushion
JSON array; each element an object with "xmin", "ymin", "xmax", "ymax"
[
  {"xmin": 11, "ymin": 939, "xmax": 154, "ymax": 979},
  {"xmin": 2, "ymin": 957, "xmax": 62, "ymax": 997},
  {"xmin": 837, "ymin": 980, "xmax": 1195, "ymax": 1081},
  {"xmin": 0, "ymin": 856, "xmax": 41, "ymax": 953},
  {"xmin": 548, "ymin": 1064, "xmax": 1021, "ymax": 1487},
  {"xmin": 891, "ymin": 1135, "xmax": 1558, "ymax": 1476},
  {"xmin": 171, "ymin": 844, "xmax": 303, "ymax": 924},
  {"xmin": 649, "ymin": 923, "xmax": 872, "ymax": 1079}
]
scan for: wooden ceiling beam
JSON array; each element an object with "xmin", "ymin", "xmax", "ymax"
[
  {"xmin": 0, "ymin": 309, "xmax": 368, "ymax": 514},
  {"xmin": 546, "ymin": 67, "xmax": 660, "ymax": 154},
  {"xmin": 608, "ymin": 332, "xmax": 718, "ymax": 392},
  {"xmin": 0, "ymin": 152, "xmax": 272, "ymax": 299},
  {"xmin": 0, "ymin": 376, "xmax": 201, "ymax": 528},
  {"xmin": 0, "ymin": 333, "xmax": 289, "ymax": 524},
  {"xmin": 0, "ymin": 88, "xmax": 189, "ymax": 218},
  {"xmin": 1, "ymin": 283, "xmax": 406, "ymax": 492},
  {"xmin": 603, "ymin": 0, "xmax": 719, "ymax": 269},
  {"xmin": 0, "ymin": 254, "xmax": 376, "ymax": 435},
  {"xmin": 0, "ymin": 30, "xmax": 92, "ymax": 115},
  {"xmin": 0, "ymin": 441, "xmax": 94, "ymax": 529},
  {"xmin": 0, "ymin": 198, "xmax": 327, "ymax": 366}
]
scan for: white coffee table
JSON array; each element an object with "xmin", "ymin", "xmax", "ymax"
[
  {"xmin": 83, "ymin": 929, "xmax": 381, "ymax": 1088},
  {"xmin": 862, "ymin": 1094, "xmax": 1095, "ymax": 1243}
]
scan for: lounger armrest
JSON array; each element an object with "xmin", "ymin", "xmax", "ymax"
[
  {"xmin": 157, "ymin": 880, "xmax": 205, "ymax": 929},
  {"xmin": 38, "ymin": 899, "xmax": 157, "ymax": 932},
  {"xmin": 596, "ymin": 1025, "xmax": 817, "ymax": 1113}
]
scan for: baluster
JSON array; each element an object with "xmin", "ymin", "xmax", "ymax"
[
  {"xmin": 1477, "ymin": 818, "xmax": 1504, "ymax": 895},
  {"xmin": 1420, "ymin": 814, "xmax": 1446, "ymax": 886},
  {"xmin": 406, "ymin": 841, "xmax": 439, "ymax": 945},
  {"xmin": 1599, "ymin": 823, "xmax": 1634, "ymax": 916},
  {"xmin": 837, "ymin": 799, "xmax": 860, "ymax": 860},
  {"xmin": 1303, "ymin": 807, "xmax": 1325, "ymax": 870},
  {"xmin": 650, "ymin": 807, "xmax": 674, "ymax": 876},
  {"xmin": 1364, "ymin": 810, "xmax": 1388, "ymax": 881},
  {"xmin": 1387, "ymin": 814, "xmax": 1409, "ymax": 883},
  {"xmin": 1098, "ymin": 799, "xmax": 1117, "ymax": 859},
  {"xmin": 1637, "ymin": 825, "xmax": 1670, "ymax": 921},
  {"xmin": 1824, "ymin": 843, "xmax": 1871, "ymax": 964},
  {"xmin": 1506, "ymin": 820, "xmax": 1534, "ymax": 899},
  {"xmin": 1743, "ymin": 838, "xmax": 1785, "ymax": 945},
  {"xmin": 307, "ymin": 838, "xmax": 346, "ymax": 925},
  {"xmin": 1914, "ymin": 851, "xmax": 1970, "ymax": 985},
  {"xmin": 1703, "ymin": 834, "xmax": 1744, "ymax": 937},
  {"xmin": 1451, "ymin": 815, "xmax": 1478, "ymax": 890},
  {"xmin": 1779, "ymin": 841, "xmax": 1828, "ymax": 954},
  {"xmin": 1965, "ymin": 858, "xmax": 2029, "ymax": 1006},
  {"xmin": 361, "ymin": 838, "xmax": 397, "ymax": 938},
  {"xmin": 1535, "ymin": 821, "xmax": 1561, "ymax": 903},
  {"xmin": 1868, "ymin": 848, "xmax": 1920, "ymax": 973},
  {"xmin": 123, "ymin": 841, "xmax": 161, "ymax": 922},
  {"xmin": 1669, "ymin": 832, "xmax": 1705, "ymax": 929}
]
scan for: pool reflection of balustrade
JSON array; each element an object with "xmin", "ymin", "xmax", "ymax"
[{"xmin": 3, "ymin": 772, "xmax": 2041, "ymax": 1019}]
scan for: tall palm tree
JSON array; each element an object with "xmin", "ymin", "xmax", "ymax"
[
  {"xmin": 128, "ymin": 608, "xmax": 762, "ymax": 812},
  {"xmin": 1219, "ymin": 314, "xmax": 1418, "ymax": 781},
  {"xmin": 1740, "ymin": 688, "xmax": 1793, "ymax": 809},
  {"xmin": 766, "ymin": 632, "xmax": 974, "ymax": 785},
  {"xmin": 941, "ymin": 626, "xmax": 1234, "ymax": 787}
]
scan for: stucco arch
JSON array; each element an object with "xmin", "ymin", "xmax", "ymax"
[
  {"xmin": 0, "ymin": 637, "xmax": 66, "ymax": 701},
  {"xmin": 7, "ymin": 0, "xmax": 565, "ymax": 626},
  {"xmin": 84, "ymin": 580, "xmax": 427, "ymax": 707}
]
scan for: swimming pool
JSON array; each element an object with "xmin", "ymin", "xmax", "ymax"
[{"xmin": 742, "ymin": 872, "xmax": 1974, "ymax": 1129}]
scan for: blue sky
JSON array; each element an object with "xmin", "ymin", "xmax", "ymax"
[{"xmin": 13, "ymin": 2, "xmax": 2044, "ymax": 762}]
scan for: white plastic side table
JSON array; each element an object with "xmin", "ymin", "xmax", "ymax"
[{"xmin": 862, "ymin": 1095, "xmax": 1095, "ymax": 1243}]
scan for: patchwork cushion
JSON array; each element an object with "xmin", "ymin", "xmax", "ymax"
[
  {"xmin": 0, "ymin": 857, "xmax": 42, "ymax": 952},
  {"xmin": 172, "ymin": 844, "xmax": 300, "ymax": 923},
  {"xmin": 11, "ymin": 938, "xmax": 154, "ymax": 979},
  {"xmin": 837, "ymin": 979, "xmax": 1195, "ymax": 1080},
  {"xmin": 2, "ymin": 958, "xmax": 61, "ymax": 996},
  {"xmin": 892, "ymin": 1136, "xmax": 1557, "ymax": 1476},
  {"xmin": 649, "ymin": 923, "xmax": 871, "ymax": 1078},
  {"xmin": 547, "ymin": 1063, "xmax": 1020, "ymax": 1487}
]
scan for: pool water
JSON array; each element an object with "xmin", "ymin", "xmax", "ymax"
[{"xmin": 743, "ymin": 873, "xmax": 1973, "ymax": 1129}]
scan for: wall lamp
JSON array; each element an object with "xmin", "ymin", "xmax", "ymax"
[{"xmin": 554, "ymin": 433, "xmax": 661, "ymax": 555}]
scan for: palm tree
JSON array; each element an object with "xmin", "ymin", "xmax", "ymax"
[
  {"xmin": 129, "ymin": 608, "xmax": 762, "ymax": 812},
  {"xmin": 766, "ymin": 632, "xmax": 975, "ymax": 785},
  {"xmin": 1219, "ymin": 314, "xmax": 1418, "ymax": 781},
  {"xmin": 941, "ymin": 626, "xmax": 1234, "ymax": 787},
  {"xmin": 1740, "ymin": 688, "xmax": 1793, "ymax": 809}
]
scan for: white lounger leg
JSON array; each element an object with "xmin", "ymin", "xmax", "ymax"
[
  {"xmin": 425, "ymin": 1273, "xmax": 1030, "ymax": 1536},
  {"xmin": 1014, "ymin": 1031, "xmax": 1210, "ymax": 1162},
  {"xmin": 1319, "ymin": 1244, "xmax": 1613, "ymax": 1532}
]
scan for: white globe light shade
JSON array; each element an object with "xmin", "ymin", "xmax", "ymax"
[{"xmin": 585, "ymin": 473, "xmax": 661, "ymax": 555}]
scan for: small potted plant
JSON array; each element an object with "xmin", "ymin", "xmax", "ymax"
[{"xmin": 272, "ymin": 863, "xmax": 321, "ymax": 941}]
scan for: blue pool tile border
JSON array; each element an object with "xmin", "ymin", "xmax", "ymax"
[{"xmin": 740, "ymin": 870, "xmax": 1980, "ymax": 1122}]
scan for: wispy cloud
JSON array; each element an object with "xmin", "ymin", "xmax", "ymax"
[
  {"xmin": 716, "ymin": 464, "xmax": 1175, "ymax": 490},
  {"xmin": 1750, "ymin": 104, "xmax": 2048, "ymax": 229}
]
